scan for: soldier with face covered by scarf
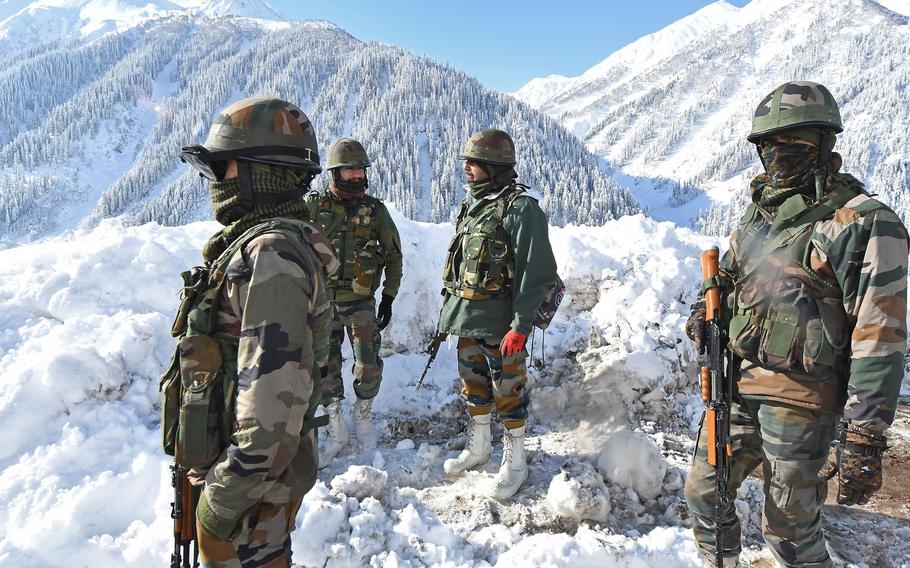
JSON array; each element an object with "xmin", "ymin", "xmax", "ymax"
[
  {"xmin": 684, "ymin": 82, "xmax": 908, "ymax": 568},
  {"xmin": 302, "ymin": 138, "xmax": 403, "ymax": 468},
  {"xmin": 170, "ymin": 97, "xmax": 338, "ymax": 568}
]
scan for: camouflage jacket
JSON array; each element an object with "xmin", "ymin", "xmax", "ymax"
[
  {"xmin": 304, "ymin": 189, "xmax": 403, "ymax": 303},
  {"xmin": 437, "ymin": 184, "xmax": 557, "ymax": 338},
  {"xmin": 723, "ymin": 173, "xmax": 908, "ymax": 433},
  {"xmin": 196, "ymin": 220, "xmax": 337, "ymax": 536}
]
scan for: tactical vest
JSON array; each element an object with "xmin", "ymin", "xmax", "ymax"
[
  {"xmin": 442, "ymin": 186, "xmax": 526, "ymax": 301},
  {"xmin": 309, "ymin": 191, "xmax": 385, "ymax": 298},
  {"xmin": 160, "ymin": 219, "xmax": 330, "ymax": 469},
  {"xmin": 726, "ymin": 179, "xmax": 876, "ymax": 382}
]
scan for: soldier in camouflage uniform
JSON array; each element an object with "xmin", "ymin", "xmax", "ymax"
[
  {"xmin": 178, "ymin": 97, "xmax": 338, "ymax": 567},
  {"xmin": 684, "ymin": 82, "xmax": 908, "ymax": 567},
  {"xmin": 303, "ymin": 138, "xmax": 403, "ymax": 466},
  {"xmin": 438, "ymin": 129, "xmax": 557, "ymax": 500}
]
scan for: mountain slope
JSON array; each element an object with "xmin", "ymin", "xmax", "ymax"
[
  {"xmin": 0, "ymin": 4, "xmax": 638, "ymax": 242},
  {"xmin": 0, "ymin": 0, "xmax": 282, "ymax": 50},
  {"xmin": 515, "ymin": 0, "xmax": 910, "ymax": 234}
]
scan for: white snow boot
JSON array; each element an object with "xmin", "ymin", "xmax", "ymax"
[
  {"xmin": 490, "ymin": 426, "xmax": 528, "ymax": 500},
  {"xmin": 353, "ymin": 397, "xmax": 378, "ymax": 450},
  {"xmin": 443, "ymin": 413, "xmax": 492, "ymax": 476},
  {"xmin": 318, "ymin": 400, "xmax": 347, "ymax": 469}
]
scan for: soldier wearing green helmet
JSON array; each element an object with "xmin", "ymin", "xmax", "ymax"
[
  {"xmin": 436, "ymin": 128, "xmax": 557, "ymax": 500},
  {"xmin": 303, "ymin": 137, "xmax": 403, "ymax": 467},
  {"xmin": 171, "ymin": 96, "xmax": 338, "ymax": 567},
  {"xmin": 684, "ymin": 81, "xmax": 908, "ymax": 567}
]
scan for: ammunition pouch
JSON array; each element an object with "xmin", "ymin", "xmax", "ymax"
[
  {"xmin": 316, "ymin": 193, "xmax": 385, "ymax": 297},
  {"xmin": 727, "ymin": 188, "xmax": 860, "ymax": 381},
  {"xmin": 161, "ymin": 220, "xmax": 329, "ymax": 469},
  {"xmin": 441, "ymin": 189, "xmax": 519, "ymax": 301}
]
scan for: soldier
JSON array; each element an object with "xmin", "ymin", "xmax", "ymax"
[
  {"xmin": 304, "ymin": 138, "xmax": 403, "ymax": 466},
  {"xmin": 438, "ymin": 128, "xmax": 557, "ymax": 500},
  {"xmin": 178, "ymin": 97, "xmax": 337, "ymax": 567},
  {"xmin": 684, "ymin": 81, "xmax": 908, "ymax": 567}
]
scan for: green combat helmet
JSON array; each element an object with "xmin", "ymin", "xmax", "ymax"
[
  {"xmin": 748, "ymin": 81, "xmax": 844, "ymax": 200},
  {"xmin": 326, "ymin": 138, "xmax": 371, "ymax": 170},
  {"xmin": 180, "ymin": 96, "xmax": 321, "ymax": 180},
  {"xmin": 460, "ymin": 128, "xmax": 517, "ymax": 166},
  {"xmin": 747, "ymin": 81, "xmax": 843, "ymax": 144}
]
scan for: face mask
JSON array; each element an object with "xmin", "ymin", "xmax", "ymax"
[
  {"xmin": 209, "ymin": 178, "xmax": 242, "ymax": 225},
  {"xmin": 331, "ymin": 175, "xmax": 367, "ymax": 201},
  {"xmin": 760, "ymin": 141, "xmax": 819, "ymax": 186}
]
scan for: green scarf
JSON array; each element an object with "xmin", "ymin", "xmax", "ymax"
[
  {"xmin": 751, "ymin": 153, "xmax": 844, "ymax": 219},
  {"xmin": 202, "ymin": 163, "xmax": 312, "ymax": 264}
]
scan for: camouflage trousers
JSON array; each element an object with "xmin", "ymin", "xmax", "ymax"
[
  {"xmin": 196, "ymin": 499, "xmax": 302, "ymax": 568},
  {"xmin": 322, "ymin": 297, "xmax": 383, "ymax": 402},
  {"xmin": 684, "ymin": 396, "xmax": 837, "ymax": 568},
  {"xmin": 457, "ymin": 336, "xmax": 529, "ymax": 430}
]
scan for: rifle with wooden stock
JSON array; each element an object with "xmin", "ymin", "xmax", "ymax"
[
  {"xmin": 170, "ymin": 463, "xmax": 199, "ymax": 568},
  {"xmin": 700, "ymin": 247, "xmax": 734, "ymax": 568},
  {"xmin": 415, "ymin": 333, "xmax": 446, "ymax": 391}
]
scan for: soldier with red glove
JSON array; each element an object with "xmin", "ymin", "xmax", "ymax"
[{"xmin": 436, "ymin": 129, "xmax": 557, "ymax": 499}]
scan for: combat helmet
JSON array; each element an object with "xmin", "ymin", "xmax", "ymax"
[
  {"xmin": 460, "ymin": 129, "xmax": 517, "ymax": 166},
  {"xmin": 747, "ymin": 81, "xmax": 843, "ymax": 144},
  {"xmin": 180, "ymin": 96, "xmax": 321, "ymax": 180},
  {"xmin": 326, "ymin": 138, "xmax": 371, "ymax": 170}
]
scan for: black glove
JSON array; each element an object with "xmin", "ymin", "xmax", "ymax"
[
  {"xmin": 376, "ymin": 294, "xmax": 394, "ymax": 331},
  {"xmin": 818, "ymin": 423, "xmax": 886, "ymax": 506},
  {"xmin": 685, "ymin": 300, "xmax": 707, "ymax": 354}
]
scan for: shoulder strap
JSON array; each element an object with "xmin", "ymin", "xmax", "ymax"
[
  {"xmin": 494, "ymin": 184, "xmax": 529, "ymax": 221},
  {"xmin": 212, "ymin": 221, "xmax": 278, "ymax": 273},
  {"xmin": 739, "ymin": 186, "xmax": 862, "ymax": 282}
]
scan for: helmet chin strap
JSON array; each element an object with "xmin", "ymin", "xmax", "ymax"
[
  {"xmin": 224, "ymin": 159, "xmax": 255, "ymax": 221},
  {"xmin": 814, "ymin": 130, "xmax": 832, "ymax": 202},
  {"xmin": 484, "ymin": 163, "xmax": 497, "ymax": 183}
]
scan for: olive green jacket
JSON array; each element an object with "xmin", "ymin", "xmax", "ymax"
[
  {"xmin": 304, "ymin": 189, "xmax": 403, "ymax": 303},
  {"xmin": 437, "ymin": 184, "xmax": 557, "ymax": 338}
]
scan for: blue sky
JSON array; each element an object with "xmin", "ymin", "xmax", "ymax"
[{"xmin": 271, "ymin": 1, "xmax": 750, "ymax": 92}]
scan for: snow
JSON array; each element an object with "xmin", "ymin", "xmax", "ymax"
[
  {"xmin": 514, "ymin": 0, "xmax": 742, "ymax": 114},
  {"xmin": 877, "ymin": 0, "xmax": 910, "ymax": 15},
  {"xmin": 1, "ymin": 202, "xmax": 908, "ymax": 566},
  {"xmin": 598, "ymin": 430, "xmax": 668, "ymax": 501},
  {"xmin": 510, "ymin": 74, "xmax": 570, "ymax": 108},
  {"xmin": 0, "ymin": 0, "xmax": 283, "ymax": 48},
  {"xmin": 330, "ymin": 465, "xmax": 389, "ymax": 501},
  {"xmin": 513, "ymin": 0, "xmax": 910, "ymax": 233},
  {"xmin": 546, "ymin": 460, "xmax": 611, "ymax": 522},
  {"xmin": 0, "ymin": 209, "xmax": 717, "ymax": 567}
]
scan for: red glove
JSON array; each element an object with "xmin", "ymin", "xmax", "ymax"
[{"xmin": 500, "ymin": 331, "xmax": 527, "ymax": 357}]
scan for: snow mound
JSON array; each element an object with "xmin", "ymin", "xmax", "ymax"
[
  {"xmin": 330, "ymin": 465, "xmax": 388, "ymax": 501},
  {"xmin": 598, "ymin": 430, "xmax": 668, "ymax": 500},
  {"xmin": 547, "ymin": 460, "xmax": 611, "ymax": 522}
]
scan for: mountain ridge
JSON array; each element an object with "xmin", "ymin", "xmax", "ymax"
[
  {"xmin": 0, "ymin": 13, "xmax": 638, "ymax": 242},
  {"xmin": 515, "ymin": 0, "xmax": 910, "ymax": 234}
]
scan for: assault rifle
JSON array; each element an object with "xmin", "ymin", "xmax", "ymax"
[
  {"xmin": 415, "ymin": 333, "xmax": 446, "ymax": 390},
  {"xmin": 170, "ymin": 462, "xmax": 199, "ymax": 568},
  {"xmin": 700, "ymin": 247, "xmax": 733, "ymax": 568}
]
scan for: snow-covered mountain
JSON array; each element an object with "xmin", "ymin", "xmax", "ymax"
[
  {"xmin": 0, "ymin": 0, "xmax": 282, "ymax": 49},
  {"xmin": 514, "ymin": 0, "xmax": 910, "ymax": 234},
  {"xmin": 0, "ymin": 0, "xmax": 638, "ymax": 243}
]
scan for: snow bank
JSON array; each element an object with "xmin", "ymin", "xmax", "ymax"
[
  {"xmin": 598, "ymin": 430, "xmax": 668, "ymax": 501},
  {"xmin": 4, "ymin": 210, "xmax": 897, "ymax": 566},
  {"xmin": 330, "ymin": 465, "xmax": 389, "ymax": 501},
  {"xmin": 546, "ymin": 460, "xmax": 610, "ymax": 522}
]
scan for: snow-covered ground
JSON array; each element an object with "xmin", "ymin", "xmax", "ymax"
[{"xmin": 0, "ymin": 207, "xmax": 907, "ymax": 567}]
